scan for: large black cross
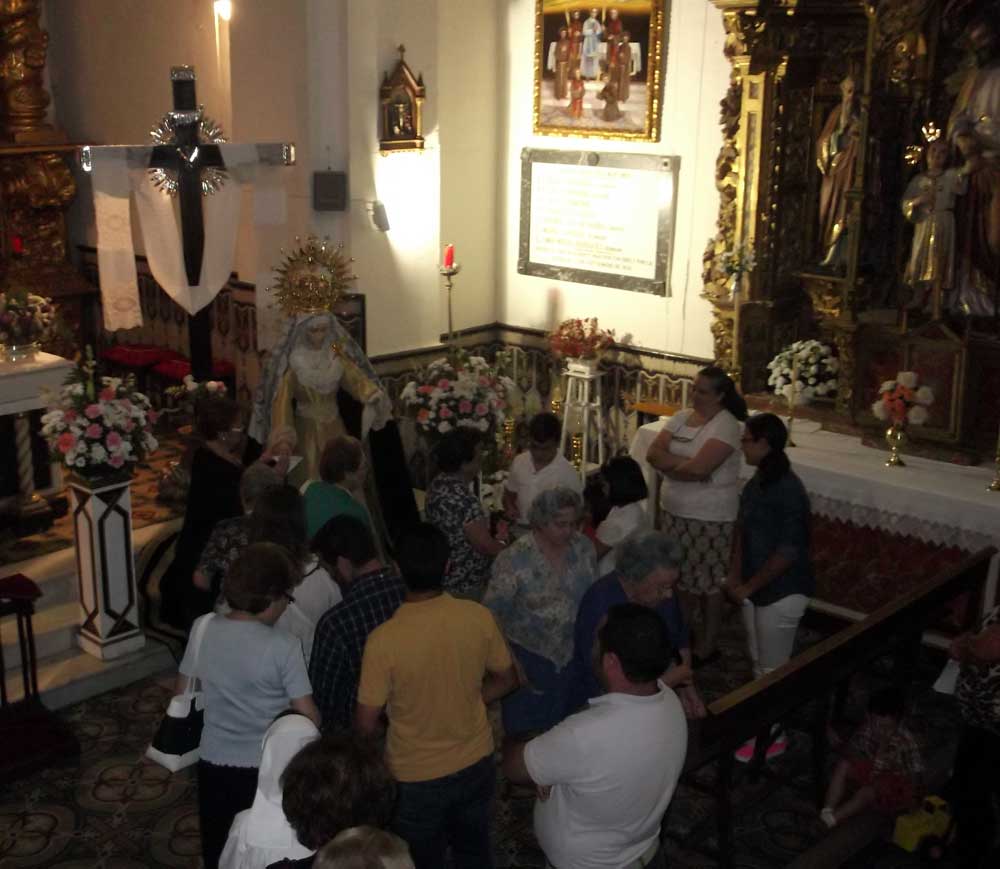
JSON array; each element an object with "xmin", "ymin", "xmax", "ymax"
[{"xmin": 148, "ymin": 67, "xmax": 225, "ymax": 382}]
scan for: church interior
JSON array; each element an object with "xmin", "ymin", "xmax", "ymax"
[{"xmin": 1, "ymin": 0, "xmax": 1000, "ymax": 867}]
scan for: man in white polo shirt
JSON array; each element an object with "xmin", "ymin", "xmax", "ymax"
[
  {"xmin": 502, "ymin": 602, "xmax": 687, "ymax": 869},
  {"xmin": 503, "ymin": 412, "xmax": 582, "ymax": 533}
]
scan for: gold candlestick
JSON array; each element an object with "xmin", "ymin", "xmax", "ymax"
[
  {"xmin": 502, "ymin": 416, "xmax": 516, "ymax": 466},
  {"xmin": 571, "ymin": 432, "xmax": 584, "ymax": 469},
  {"xmin": 439, "ymin": 263, "xmax": 461, "ymax": 347},
  {"xmin": 988, "ymin": 424, "xmax": 1000, "ymax": 492}
]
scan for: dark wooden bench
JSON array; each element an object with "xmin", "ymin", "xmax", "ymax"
[{"xmin": 667, "ymin": 547, "xmax": 995, "ymax": 868}]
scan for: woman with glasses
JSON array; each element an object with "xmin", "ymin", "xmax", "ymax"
[
  {"xmin": 646, "ymin": 366, "xmax": 748, "ymax": 665},
  {"xmin": 723, "ymin": 412, "xmax": 814, "ymax": 762},
  {"xmin": 177, "ymin": 542, "xmax": 320, "ymax": 869},
  {"xmin": 484, "ymin": 487, "xmax": 597, "ymax": 738}
]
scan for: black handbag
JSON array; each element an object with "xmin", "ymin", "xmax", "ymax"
[{"xmin": 146, "ymin": 613, "xmax": 214, "ymax": 772}]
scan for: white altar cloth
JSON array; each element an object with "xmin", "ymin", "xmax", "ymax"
[
  {"xmin": 631, "ymin": 418, "xmax": 1000, "ymax": 609},
  {"xmin": 0, "ymin": 352, "xmax": 74, "ymax": 501},
  {"xmin": 0, "ymin": 352, "xmax": 74, "ymax": 415}
]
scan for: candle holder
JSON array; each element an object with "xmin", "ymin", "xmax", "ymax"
[
  {"xmin": 439, "ymin": 263, "xmax": 461, "ymax": 347},
  {"xmin": 785, "ymin": 394, "xmax": 798, "ymax": 448},
  {"xmin": 501, "ymin": 416, "xmax": 516, "ymax": 466}
]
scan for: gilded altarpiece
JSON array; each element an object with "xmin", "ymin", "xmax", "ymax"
[
  {"xmin": 704, "ymin": 0, "xmax": 1000, "ymax": 450},
  {"xmin": 0, "ymin": 0, "xmax": 96, "ymax": 351}
]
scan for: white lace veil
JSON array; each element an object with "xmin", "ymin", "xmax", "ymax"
[{"xmin": 249, "ymin": 312, "xmax": 386, "ymax": 447}]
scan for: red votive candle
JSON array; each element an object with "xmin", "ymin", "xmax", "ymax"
[
  {"xmin": 443, "ymin": 243, "xmax": 454, "ymax": 268},
  {"xmin": 11, "ymin": 235, "xmax": 24, "ymax": 255}
]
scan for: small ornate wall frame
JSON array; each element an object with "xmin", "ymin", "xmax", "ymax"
[
  {"xmin": 379, "ymin": 45, "xmax": 425, "ymax": 153},
  {"xmin": 533, "ymin": 1, "xmax": 668, "ymax": 141}
]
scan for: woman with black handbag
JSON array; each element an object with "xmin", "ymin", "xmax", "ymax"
[{"xmin": 175, "ymin": 542, "xmax": 321, "ymax": 869}]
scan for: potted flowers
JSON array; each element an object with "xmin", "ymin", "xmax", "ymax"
[
  {"xmin": 870, "ymin": 371, "xmax": 934, "ymax": 467},
  {"xmin": 400, "ymin": 350, "xmax": 513, "ymax": 443},
  {"xmin": 767, "ymin": 340, "xmax": 839, "ymax": 403},
  {"xmin": 766, "ymin": 340, "xmax": 839, "ymax": 445},
  {"xmin": 41, "ymin": 349, "xmax": 159, "ymax": 482},
  {"xmin": 41, "ymin": 348, "xmax": 159, "ymax": 661},
  {"xmin": 548, "ymin": 317, "xmax": 615, "ymax": 375},
  {"xmin": 0, "ymin": 289, "xmax": 57, "ymax": 362}
]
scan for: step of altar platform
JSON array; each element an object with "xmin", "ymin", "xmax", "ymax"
[
  {"xmin": 0, "ymin": 518, "xmax": 182, "ymax": 710},
  {"xmin": 3, "ymin": 641, "xmax": 175, "ymax": 710},
  {"xmin": 2, "ymin": 600, "xmax": 81, "ymax": 668}
]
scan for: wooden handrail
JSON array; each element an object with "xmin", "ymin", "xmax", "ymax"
[
  {"xmin": 673, "ymin": 546, "xmax": 996, "ymax": 867},
  {"xmin": 703, "ymin": 547, "xmax": 993, "ymax": 738}
]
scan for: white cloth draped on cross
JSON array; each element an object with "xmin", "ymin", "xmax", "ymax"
[{"xmin": 90, "ymin": 144, "xmax": 287, "ymax": 331}]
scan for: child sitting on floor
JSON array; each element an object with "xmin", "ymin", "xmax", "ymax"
[{"xmin": 821, "ymin": 687, "xmax": 924, "ymax": 829}]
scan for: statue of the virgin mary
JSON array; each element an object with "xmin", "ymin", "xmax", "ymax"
[{"xmin": 249, "ymin": 239, "xmax": 417, "ymax": 544}]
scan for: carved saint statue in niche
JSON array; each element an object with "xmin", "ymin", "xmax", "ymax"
[
  {"xmin": 947, "ymin": 15, "xmax": 1000, "ymax": 156},
  {"xmin": 950, "ymin": 129, "xmax": 1000, "ymax": 318},
  {"xmin": 946, "ymin": 15, "xmax": 1000, "ymax": 318},
  {"xmin": 901, "ymin": 139, "xmax": 966, "ymax": 310},
  {"xmin": 391, "ymin": 96, "xmax": 413, "ymax": 137},
  {"xmin": 816, "ymin": 74, "xmax": 861, "ymax": 271}
]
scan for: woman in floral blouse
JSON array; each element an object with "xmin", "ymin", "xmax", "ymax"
[
  {"xmin": 484, "ymin": 487, "xmax": 598, "ymax": 737},
  {"xmin": 424, "ymin": 428, "xmax": 506, "ymax": 600},
  {"xmin": 194, "ymin": 462, "xmax": 283, "ymax": 595}
]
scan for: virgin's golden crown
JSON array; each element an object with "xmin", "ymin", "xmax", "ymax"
[{"xmin": 269, "ymin": 236, "xmax": 357, "ymax": 316}]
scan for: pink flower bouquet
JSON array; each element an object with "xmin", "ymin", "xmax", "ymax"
[
  {"xmin": 400, "ymin": 351, "xmax": 513, "ymax": 440},
  {"xmin": 42, "ymin": 349, "xmax": 159, "ymax": 477}
]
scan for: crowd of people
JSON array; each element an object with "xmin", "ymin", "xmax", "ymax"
[{"xmin": 160, "ymin": 372, "xmax": 1000, "ymax": 868}]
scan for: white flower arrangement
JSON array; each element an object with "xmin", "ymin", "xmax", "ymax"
[
  {"xmin": 401, "ymin": 351, "xmax": 513, "ymax": 441},
  {"xmin": 766, "ymin": 340, "xmax": 839, "ymax": 404},
  {"xmin": 870, "ymin": 371, "xmax": 934, "ymax": 426}
]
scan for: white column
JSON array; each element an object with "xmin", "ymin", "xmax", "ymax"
[{"xmin": 70, "ymin": 474, "xmax": 145, "ymax": 660}]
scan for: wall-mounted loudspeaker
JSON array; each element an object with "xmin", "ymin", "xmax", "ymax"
[{"xmin": 313, "ymin": 171, "xmax": 348, "ymax": 212}]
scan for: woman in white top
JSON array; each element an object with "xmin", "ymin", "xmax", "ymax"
[
  {"xmin": 217, "ymin": 484, "xmax": 342, "ymax": 665},
  {"xmin": 646, "ymin": 366, "xmax": 747, "ymax": 664},
  {"xmin": 593, "ymin": 456, "xmax": 651, "ymax": 576},
  {"xmin": 219, "ymin": 712, "xmax": 320, "ymax": 869}
]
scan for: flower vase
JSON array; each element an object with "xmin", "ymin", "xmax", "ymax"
[
  {"xmin": 0, "ymin": 342, "xmax": 40, "ymax": 363},
  {"xmin": 68, "ymin": 469, "xmax": 146, "ymax": 660},
  {"xmin": 785, "ymin": 396, "xmax": 798, "ymax": 448},
  {"xmin": 566, "ymin": 357, "xmax": 600, "ymax": 377},
  {"xmin": 728, "ymin": 273, "xmax": 741, "ymax": 301},
  {"xmin": 884, "ymin": 423, "xmax": 907, "ymax": 468}
]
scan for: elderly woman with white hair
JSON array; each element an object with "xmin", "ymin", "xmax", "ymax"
[
  {"xmin": 484, "ymin": 486, "xmax": 598, "ymax": 737},
  {"xmin": 571, "ymin": 530, "xmax": 707, "ymax": 719}
]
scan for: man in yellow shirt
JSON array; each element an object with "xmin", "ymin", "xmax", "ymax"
[{"xmin": 356, "ymin": 523, "xmax": 520, "ymax": 869}]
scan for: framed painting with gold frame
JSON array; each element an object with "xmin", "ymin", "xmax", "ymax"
[{"xmin": 534, "ymin": 1, "xmax": 667, "ymax": 141}]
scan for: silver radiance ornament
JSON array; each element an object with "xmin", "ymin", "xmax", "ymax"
[{"xmin": 148, "ymin": 112, "xmax": 228, "ymax": 196}]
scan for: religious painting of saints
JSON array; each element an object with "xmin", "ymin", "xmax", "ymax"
[{"xmin": 534, "ymin": 1, "xmax": 667, "ymax": 141}]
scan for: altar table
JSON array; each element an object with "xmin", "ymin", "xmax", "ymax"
[
  {"xmin": 0, "ymin": 352, "xmax": 74, "ymax": 516},
  {"xmin": 630, "ymin": 418, "xmax": 1000, "ymax": 617}
]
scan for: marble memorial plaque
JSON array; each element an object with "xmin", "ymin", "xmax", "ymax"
[{"xmin": 517, "ymin": 148, "xmax": 678, "ymax": 295}]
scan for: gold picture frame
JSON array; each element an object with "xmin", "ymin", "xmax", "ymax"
[{"xmin": 533, "ymin": 1, "xmax": 667, "ymax": 141}]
